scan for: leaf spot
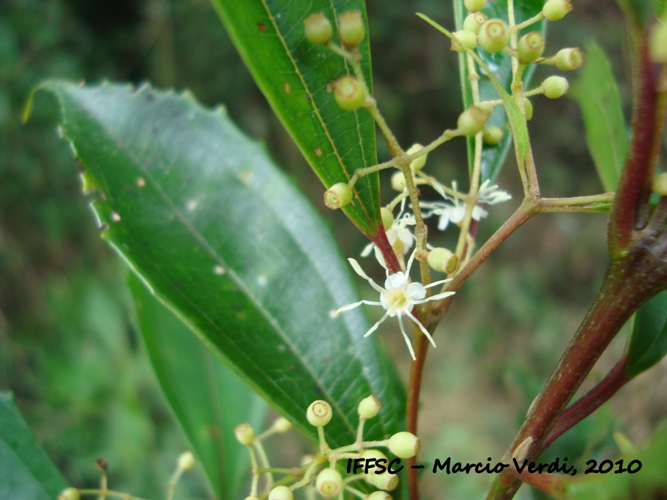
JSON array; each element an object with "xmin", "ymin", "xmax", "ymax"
[
  {"xmin": 329, "ymin": 309, "xmax": 339, "ymax": 318},
  {"xmin": 186, "ymin": 199, "xmax": 199, "ymax": 211},
  {"xmin": 257, "ymin": 273, "xmax": 268, "ymax": 286},
  {"xmin": 111, "ymin": 212, "xmax": 122, "ymax": 222},
  {"xmin": 277, "ymin": 344, "xmax": 286, "ymax": 353},
  {"xmin": 136, "ymin": 177, "xmax": 146, "ymax": 188},
  {"xmin": 314, "ymin": 147, "xmax": 323, "ymax": 157},
  {"xmin": 237, "ymin": 170, "xmax": 253, "ymax": 184},
  {"xmin": 257, "ymin": 22, "xmax": 267, "ymax": 32},
  {"xmin": 283, "ymin": 81, "xmax": 291, "ymax": 95},
  {"xmin": 213, "ymin": 266, "xmax": 226, "ymax": 275}
]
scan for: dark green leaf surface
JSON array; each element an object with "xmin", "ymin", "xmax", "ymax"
[
  {"xmin": 0, "ymin": 393, "xmax": 68, "ymax": 500},
  {"xmin": 41, "ymin": 81, "xmax": 404, "ymax": 449},
  {"xmin": 454, "ymin": 0, "xmax": 544, "ymax": 183},
  {"xmin": 571, "ymin": 43, "xmax": 627, "ymax": 193},
  {"xmin": 129, "ymin": 273, "xmax": 268, "ymax": 499},
  {"xmin": 625, "ymin": 290, "xmax": 667, "ymax": 379},
  {"xmin": 210, "ymin": 0, "xmax": 381, "ymax": 236}
]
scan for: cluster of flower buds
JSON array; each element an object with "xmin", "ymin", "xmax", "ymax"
[
  {"xmin": 303, "ymin": 10, "xmax": 366, "ymax": 48},
  {"xmin": 257, "ymin": 397, "xmax": 419, "ymax": 499}
]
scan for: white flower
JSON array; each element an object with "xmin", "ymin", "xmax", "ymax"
[
  {"xmin": 420, "ymin": 196, "xmax": 487, "ymax": 231},
  {"xmin": 477, "ymin": 179, "xmax": 512, "ymax": 205},
  {"xmin": 362, "ymin": 200, "xmax": 416, "ymax": 267},
  {"xmin": 335, "ymin": 250, "xmax": 455, "ymax": 360}
]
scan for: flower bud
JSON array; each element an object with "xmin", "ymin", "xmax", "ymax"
[
  {"xmin": 542, "ymin": 0, "xmax": 572, "ymax": 21},
  {"xmin": 235, "ymin": 423, "xmax": 255, "ymax": 446},
  {"xmin": 555, "ymin": 47, "xmax": 584, "ymax": 70},
  {"xmin": 523, "ymin": 98, "xmax": 533, "ymax": 120},
  {"xmin": 387, "ymin": 431, "xmax": 421, "ymax": 458},
  {"xmin": 391, "ymin": 172, "xmax": 406, "ymax": 191},
  {"xmin": 178, "ymin": 451, "xmax": 196, "ymax": 470},
  {"xmin": 464, "ymin": 0, "xmax": 487, "ymax": 12},
  {"xmin": 304, "ymin": 13, "xmax": 333, "ymax": 45},
  {"xmin": 517, "ymin": 32, "xmax": 545, "ymax": 64},
  {"xmin": 358, "ymin": 394, "xmax": 383, "ymax": 419},
  {"xmin": 58, "ymin": 488, "xmax": 81, "ymax": 500},
  {"xmin": 427, "ymin": 247, "xmax": 457, "ymax": 274},
  {"xmin": 381, "ymin": 207, "xmax": 395, "ymax": 230},
  {"xmin": 406, "ymin": 143, "xmax": 427, "ymax": 170},
  {"xmin": 334, "ymin": 76, "xmax": 367, "ymax": 111},
  {"xmin": 338, "ymin": 11, "xmax": 365, "ymax": 47},
  {"xmin": 324, "ymin": 182, "xmax": 353, "ymax": 209},
  {"xmin": 463, "ymin": 12, "xmax": 488, "ymax": 34},
  {"xmin": 272, "ymin": 417, "xmax": 293, "ymax": 433},
  {"xmin": 652, "ymin": 173, "xmax": 667, "ymax": 196},
  {"xmin": 478, "ymin": 19, "xmax": 510, "ymax": 53},
  {"xmin": 370, "ymin": 472, "xmax": 399, "ymax": 491},
  {"xmin": 307, "ymin": 400, "xmax": 333, "ymax": 427},
  {"xmin": 245, "ymin": 496, "xmax": 260, "ymax": 500},
  {"xmin": 650, "ymin": 22, "xmax": 667, "ymax": 63},
  {"xmin": 316, "ymin": 468, "xmax": 343, "ymax": 497},
  {"xmin": 542, "ymin": 76, "xmax": 569, "ymax": 99},
  {"xmin": 451, "ymin": 30, "xmax": 477, "ymax": 52},
  {"xmin": 268, "ymin": 485, "xmax": 293, "ymax": 500},
  {"xmin": 456, "ymin": 104, "xmax": 492, "ymax": 136},
  {"xmin": 367, "ymin": 492, "xmax": 393, "ymax": 500},
  {"xmin": 483, "ymin": 125, "xmax": 504, "ymax": 145}
]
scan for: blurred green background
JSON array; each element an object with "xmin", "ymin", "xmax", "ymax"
[{"xmin": 1, "ymin": 0, "xmax": 664, "ymax": 498}]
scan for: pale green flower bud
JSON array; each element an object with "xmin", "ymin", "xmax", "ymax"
[
  {"xmin": 463, "ymin": 12, "xmax": 488, "ymax": 34},
  {"xmin": 307, "ymin": 400, "xmax": 333, "ymax": 427},
  {"xmin": 272, "ymin": 417, "xmax": 293, "ymax": 433},
  {"xmin": 542, "ymin": 76, "xmax": 569, "ymax": 99},
  {"xmin": 178, "ymin": 451, "xmax": 196, "ymax": 470},
  {"xmin": 381, "ymin": 207, "xmax": 395, "ymax": 230},
  {"xmin": 542, "ymin": 0, "xmax": 572, "ymax": 21},
  {"xmin": 316, "ymin": 468, "xmax": 343, "ymax": 497},
  {"xmin": 338, "ymin": 11, "xmax": 365, "ymax": 47},
  {"xmin": 483, "ymin": 125, "xmax": 504, "ymax": 145},
  {"xmin": 555, "ymin": 47, "xmax": 584, "ymax": 70},
  {"xmin": 427, "ymin": 247, "xmax": 458, "ymax": 274},
  {"xmin": 324, "ymin": 182, "xmax": 353, "ymax": 209},
  {"xmin": 367, "ymin": 492, "xmax": 393, "ymax": 500},
  {"xmin": 523, "ymin": 98, "xmax": 534, "ymax": 120},
  {"xmin": 406, "ymin": 143, "xmax": 427, "ymax": 170},
  {"xmin": 517, "ymin": 32, "xmax": 545, "ymax": 64},
  {"xmin": 652, "ymin": 173, "xmax": 667, "ymax": 196},
  {"xmin": 334, "ymin": 76, "xmax": 367, "ymax": 111},
  {"xmin": 235, "ymin": 423, "xmax": 255, "ymax": 445},
  {"xmin": 456, "ymin": 103, "xmax": 492, "ymax": 136},
  {"xmin": 478, "ymin": 19, "xmax": 510, "ymax": 53},
  {"xmin": 358, "ymin": 394, "xmax": 383, "ymax": 419},
  {"xmin": 464, "ymin": 0, "xmax": 487, "ymax": 12},
  {"xmin": 391, "ymin": 172, "xmax": 406, "ymax": 191},
  {"xmin": 58, "ymin": 488, "xmax": 81, "ymax": 500},
  {"xmin": 268, "ymin": 485, "xmax": 293, "ymax": 500},
  {"xmin": 304, "ymin": 13, "xmax": 333, "ymax": 45},
  {"xmin": 649, "ymin": 22, "xmax": 667, "ymax": 63},
  {"xmin": 387, "ymin": 431, "xmax": 421, "ymax": 458},
  {"xmin": 451, "ymin": 30, "xmax": 478, "ymax": 52},
  {"xmin": 370, "ymin": 472, "xmax": 399, "ymax": 491}
]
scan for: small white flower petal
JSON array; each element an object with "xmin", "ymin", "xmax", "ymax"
[
  {"xmin": 450, "ymin": 205, "xmax": 466, "ymax": 224},
  {"xmin": 406, "ymin": 282, "xmax": 426, "ymax": 300},
  {"xmin": 363, "ymin": 310, "xmax": 391, "ymax": 337},
  {"xmin": 385, "ymin": 272, "xmax": 408, "ymax": 290},
  {"xmin": 472, "ymin": 205, "xmax": 488, "ymax": 220},
  {"xmin": 397, "ymin": 315, "xmax": 416, "ymax": 360},
  {"xmin": 348, "ymin": 258, "xmax": 385, "ymax": 294},
  {"xmin": 406, "ymin": 309, "xmax": 437, "ymax": 348}
]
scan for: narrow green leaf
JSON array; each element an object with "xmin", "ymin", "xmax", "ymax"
[
  {"xmin": 454, "ymin": 0, "xmax": 544, "ymax": 183},
  {"xmin": 570, "ymin": 42, "xmax": 628, "ymax": 192},
  {"xmin": 129, "ymin": 273, "xmax": 268, "ymax": 499},
  {"xmin": 41, "ymin": 81, "xmax": 405, "ymax": 450},
  {"xmin": 210, "ymin": 0, "xmax": 381, "ymax": 236},
  {"xmin": 625, "ymin": 290, "xmax": 667, "ymax": 379},
  {"xmin": 0, "ymin": 393, "xmax": 68, "ymax": 500}
]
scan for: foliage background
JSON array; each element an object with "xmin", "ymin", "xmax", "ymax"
[{"xmin": 1, "ymin": 0, "xmax": 665, "ymax": 498}]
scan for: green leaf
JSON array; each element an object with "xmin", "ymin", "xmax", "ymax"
[
  {"xmin": 617, "ymin": 0, "xmax": 658, "ymax": 30},
  {"xmin": 454, "ymin": 0, "xmax": 544, "ymax": 183},
  {"xmin": 570, "ymin": 42, "xmax": 628, "ymax": 192},
  {"xmin": 0, "ymin": 393, "xmax": 68, "ymax": 499},
  {"xmin": 625, "ymin": 290, "xmax": 667, "ymax": 379},
  {"xmin": 129, "ymin": 273, "xmax": 268, "ymax": 499},
  {"xmin": 40, "ymin": 81, "xmax": 405, "ymax": 450},
  {"xmin": 210, "ymin": 0, "xmax": 381, "ymax": 237}
]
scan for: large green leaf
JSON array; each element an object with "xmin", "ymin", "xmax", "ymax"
[
  {"xmin": 570, "ymin": 42, "xmax": 628, "ymax": 193},
  {"xmin": 40, "ymin": 81, "xmax": 404, "ymax": 450},
  {"xmin": 454, "ymin": 0, "xmax": 545, "ymax": 183},
  {"xmin": 210, "ymin": 0, "xmax": 381, "ymax": 237},
  {"xmin": 0, "ymin": 393, "xmax": 68, "ymax": 500},
  {"xmin": 129, "ymin": 273, "xmax": 268, "ymax": 499},
  {"xmin": 625, "ymin": 290, "xmax": 667, "ymax": 379}
]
